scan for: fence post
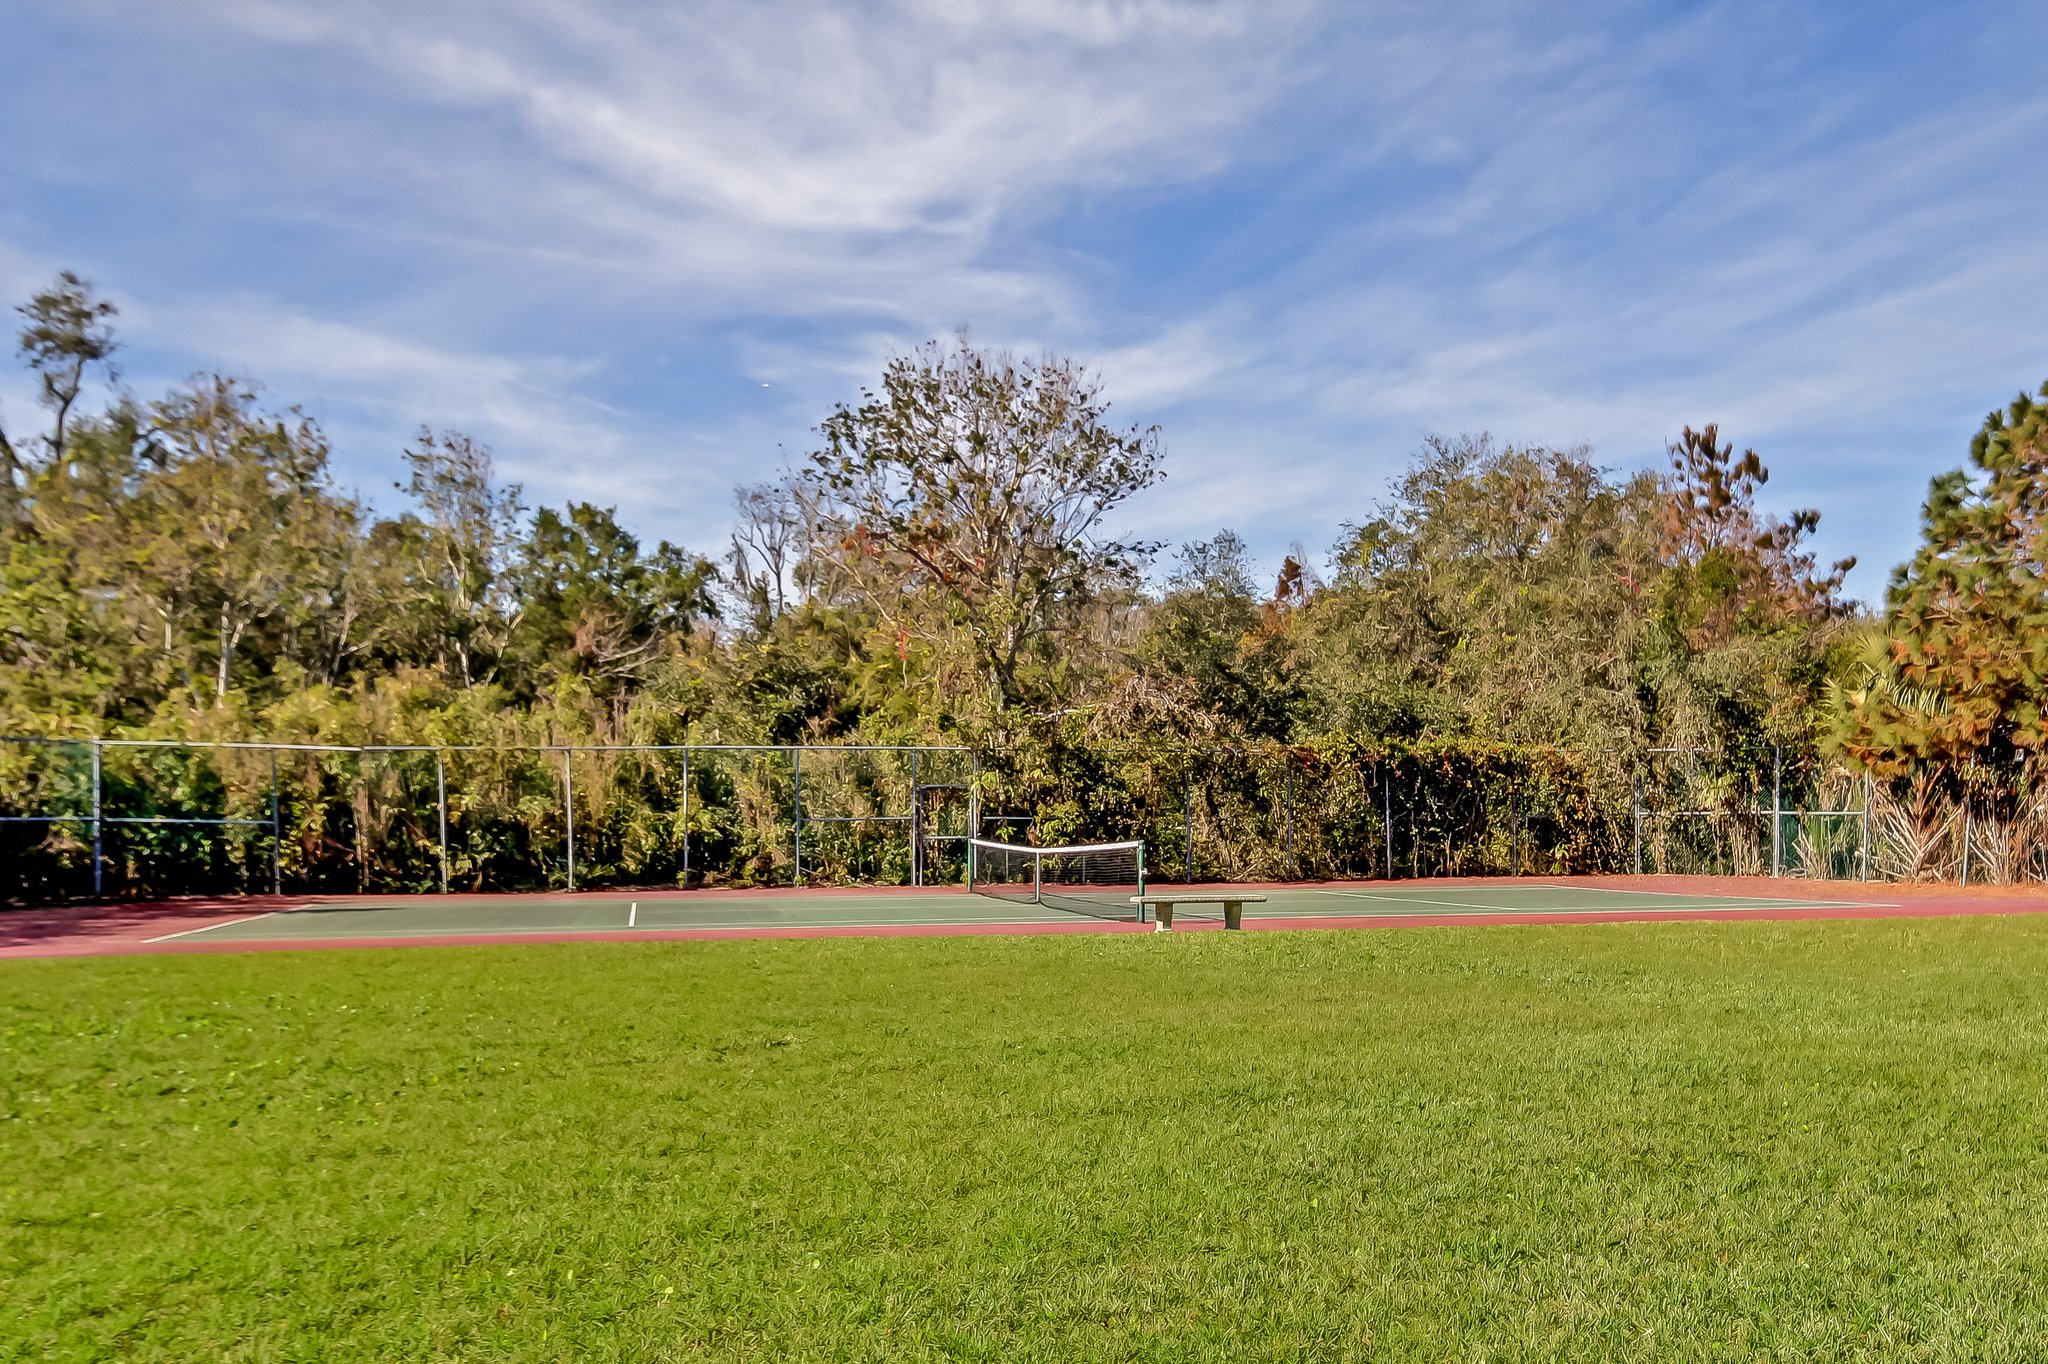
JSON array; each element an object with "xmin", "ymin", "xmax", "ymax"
[
  {"xmin": 1185, "ymin": 769, "xmax": 1196, "ymax": 884},
  {"xmin": 436, "ymin": 752, "xmax": 449, "ymax": 896},
  {"xmin": 1382, "ymin": 764, "xmax": 1394, "ymax": 880},
  {"xmin": 680, "ymin": 748, "xmax": 691, "ymax": 889},
  {"xmin": 269, "ymin": 747, "xmax": 281, "ymax": 896},
  {"xmin": 966, "ymin": 750, "xmax": 981, "ymax": 886},
  {"xmin": 1632, "ymin": 772, "xmax": 1643, "ymax": 876},
  {"xmin": 1960, "ymin": 763, "xmax": 1972, "ymax": 889},
  {"xmin": 1771, "ymin": 745, "xmax": 1782, "ymax": 878},
  {"xmin": 355, "ymin": 750, "xmax": 368, "ymax": 893},
  {"xmin": 910, "ymin": 749, "xmax": 922, "ymax": 888},
  {"xmin": 563, "ymin": 749, "xmax": 576, "ymax": 892},
  {"xmin": 1507, "ymin": 781, "xmax": 1519, "ymax": 877},
  {"xmin": 1283, "ymin": 756, "xmax": 1296, "ymax": 881},
  {"xmin": 1860, "ymin": 771, "xmax": 1873, "ymax": 881},
  {"xmin": 89, "ymin": 738, "xmax": 104, "ymax": 899},
  {"xmin": 792, "ymin": 746, "xmax": 802, "ymax": 886}
]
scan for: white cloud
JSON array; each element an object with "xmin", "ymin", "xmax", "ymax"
[
  {"xmin": 185, "ymin": 0, "xmax": 1316, "ymax": 315},
  {"xmin": 13, "ymin": 0, "xmax": 2048, "ymax": 602}
]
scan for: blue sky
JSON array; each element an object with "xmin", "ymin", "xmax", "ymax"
[{"xmin": 4, "ymin": 0, "xmax": 2046, "ymax": 601}]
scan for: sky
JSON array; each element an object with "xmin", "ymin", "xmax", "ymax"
[{"xmin": 4, "ymin": 0, "xmax": 2046, "ymax": 602}]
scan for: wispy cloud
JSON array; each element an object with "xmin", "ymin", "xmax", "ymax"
[{"xmin": 5, "ymin": 0, "xmax": 2045, "ymax": 595}]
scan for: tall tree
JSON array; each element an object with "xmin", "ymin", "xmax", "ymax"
[
  {"xmin": 1122, "ymin": 531, "xmax": 1296, "ymax": 741},
  {"xmin": 392, "ymin": 429, "xmax": 526, "ymax": 687},
  {"xmin": 1832, "ymin": 381, "xmax": 2048, "ymax": 779},
  {"xmin": 802, "ymin": 340, "xmax": 1162, "ymax": 723},
  {"xmin": 137, "ymin": 377, "xmax": 357, "ymax": 701},
  {"xmin": 1658, "ymin": 423, "xmax": 1855, "ymax": 647},
  {"xmin": 726, "ymin": 476, "xmax": 809, "ymax": 628},
  {"xmin": 508, "ymin": 502, "xmax": 715, "ymax": 695},
  {"xmin": 1294, "ymin": 435, "xmax": 1656, "ymax": 745},
  {"xmin": 3, "ymin": 272, "xmax": 119, "ymax": 527}
]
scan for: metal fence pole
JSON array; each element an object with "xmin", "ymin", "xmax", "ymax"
[
  {"xmin": 910, "ymin": 749, "xmax": 922, "ymax": 888},
  {"xmin": 90, "ymin": 738, "xmax": 104, "ymax": 899},
  {"xmin": 1507, "ymin": 782, "xmax": 1519, "ymax": 877},
  {"xmin": 791, "ymin": 746, "xmax": 802, "ymax": 886},
  {"xmin": 1632, "ymin": 772, "xmax": 1643, "ymax": 876},
  {"xmin": 269, "ymin": 747, "xmax": 281, "ymax": 895},
  {"xmin": 680, "ymin": 748, "xmax": 691, "ymax": 888},
  {"xmin": 355, "ymin": 751, "xmax": 368, "ymax": 894},
  {"xmin": 1861, "ymin": 771, "xmax": 1873, "ymax": 881},
  {"xmin": 966, "ymin": 750, "xmax": 981, "ymax": 886},
  {"xmin": 563, "ymin": 750, "xmax": 576, "ymax": 892},
  {"xmin": 1771, "ymin": 745, "xmax": 1782, "ymax": 878},
  {"xmin": 1382, "ymin": 765, "xmax": 1394, "ymax": 880},
  {"xmin": 1960, "ymin": 763, "xmax": 1973, "ymax": 889},
  {"xmin": 436, "ymin": 752, "xmax": 449, "ymax": 895},
  {"xmin": 1185, "ymin": 770, "xmax": 1196, "ymax": 884},
  {"xmin": 1283, "ymin": 757, "xmax": 1296, "ymax": 880}
]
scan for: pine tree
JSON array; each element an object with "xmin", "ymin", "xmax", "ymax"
[{"xmin": 1832, "ymin": 381, "xmax": 2048, "ymax": 796}]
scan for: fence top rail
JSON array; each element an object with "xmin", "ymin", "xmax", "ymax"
[
  {"xmin": 8, "ymin": 734, "xmax": 1864, "ymax": 765},
  {"xmin": 1, "ymin": 736, "xmax": 971, "ymax": 756}
]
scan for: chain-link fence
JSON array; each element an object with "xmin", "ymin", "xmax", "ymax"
[
  {"xmin": 0, "ymin": 738, "xmax": 977, "ymax": 902},
  {"xmin": 7, "ymin": 734, "xmax": 2035, "ymax": 903}
]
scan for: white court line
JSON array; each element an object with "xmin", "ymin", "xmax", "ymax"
[
  {"xmin": 194, "ymin": 915, "xmax": 1068, "ymax": 940},
  {"xmin": 628, "ymin": 902, "xmax": 637, "ymax": 928},
  {"xmin": 1310, "ymin": 891, "xmax": 1899, "ymax": 915},
  {"xmin": 627, "ymin": 916, "xmax": 1068, "ymax": 930},
  {"xmin": 1513, "ymin": 882, "xmax": 1868, "ymax": 907},
  {"xmin": 145, "ymin": 911, "xmax": 286, "ymax": 943},
  {"xmin": 1315, "ymin": 889, "xmax": 1557, "ymax": 913}
]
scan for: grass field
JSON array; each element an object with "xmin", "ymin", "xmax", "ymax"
[{"xmin": 6, "ymin": 919, "xmax": 2048, "ymax": 1362}]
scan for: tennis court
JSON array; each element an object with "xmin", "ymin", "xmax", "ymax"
[{"xmin": 16, "ymin": 871, "xmax": 2043, "ymax": 959}]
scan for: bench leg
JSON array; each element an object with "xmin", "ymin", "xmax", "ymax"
[
  {"xmin": 1152, "ymin": 903, "xmax": 1174, "ymax": 933},
  {"xmin": 1224, "ymin": 900, "xmax": 1243, "ymax": 930}
]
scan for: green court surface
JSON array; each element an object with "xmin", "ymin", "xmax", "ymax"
[{"xmin": 153, "ymin": 881, "xmax": 1899, "ymax": 946}]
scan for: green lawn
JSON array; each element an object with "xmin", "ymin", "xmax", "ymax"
[{"xmin": 6, "ymin": 920, "xmax": 2048, "ymax": 1362}]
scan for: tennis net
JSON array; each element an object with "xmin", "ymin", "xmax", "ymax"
[{"xmin": 968, "ymin": 837, "xmax": 1146, "ymax": 921}]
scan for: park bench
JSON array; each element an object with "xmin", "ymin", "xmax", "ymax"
[{"xmin": 1131, "ymin": 893, "xmax": 1266, "ymax": 932}]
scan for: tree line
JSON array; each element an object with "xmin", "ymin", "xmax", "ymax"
[{"xmin": 3, "ymin": 272, "xmax": 2042, "ymax": 885}]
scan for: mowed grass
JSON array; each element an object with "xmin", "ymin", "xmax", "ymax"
[{"xmin": 6, "ymin": 920, "xmax": 2048, "ymax": 1362}]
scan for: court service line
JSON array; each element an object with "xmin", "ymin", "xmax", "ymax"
[
  {"xmin": 1311, "ymin": 890, "xmax": 1899, "ymax": 915},
  {"xmin": 1315, "ymin": 889, "xmax": 1565, "ymax": 913},
  {"xmin": 145, "ymin": 911, "xmax": 286, "ymax": 943},
  {"xmin": 1517, "ymin": 882, "xmax": 1871, "ymax": 907},
  {"xmin": 193, "ymin": 915, "xmax": 1070, "ymax": 940}
]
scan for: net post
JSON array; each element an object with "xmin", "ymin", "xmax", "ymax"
[
  {"xmin": 269, "ymin": 747, "xmax": 281, "ymax": 896},
  {"xmin": 91, "ymin": 738, "xmax": 104, "ymax": 899},
  {"xmin": 1137, "ymin": 841, "xmax": 1148, "ymax": 924},
  {"xmin": 436, "ymin": 751, "xmax": 449, "ymax": 895},
  {"xmin": 563, "ymin": 749, "xmax": 576, "ymax": 892}
]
